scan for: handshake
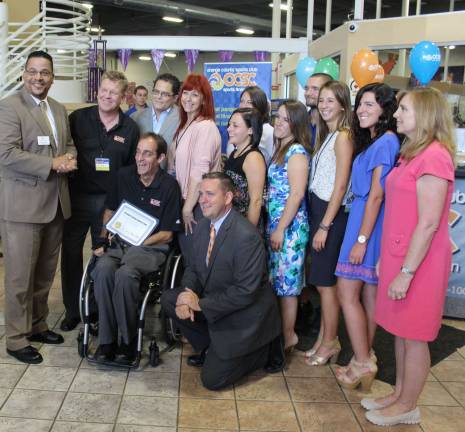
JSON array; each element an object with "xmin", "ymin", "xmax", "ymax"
[{"xmin": 52, "ymin": 153, "xmax": 78, "ymax": 174}]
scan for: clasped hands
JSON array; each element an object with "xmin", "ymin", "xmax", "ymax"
[
  {"xmin": 175, "ymin": 288, "xmax": 200, "ymax": 321},
  {"xmin": 53, "ymin": 153, "xmax": 77, "ymax": 174}
]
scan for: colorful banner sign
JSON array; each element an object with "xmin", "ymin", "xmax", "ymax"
[
  {"xmin": 445, "ymin": 176, "xmax": 465, "ymax": 318},
  {"xmin": 204, "ymin": 62, "xmax": 272, "ymax": 152}
]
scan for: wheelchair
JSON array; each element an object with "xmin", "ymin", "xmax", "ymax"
[{"xmin": 77, "ymin": 241, "xmax": 184, "ymax": 368}]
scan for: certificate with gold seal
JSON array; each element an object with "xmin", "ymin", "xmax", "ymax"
[{"xmin": 106, "ymin": 200, "xmax": 159, "ymax": 246}]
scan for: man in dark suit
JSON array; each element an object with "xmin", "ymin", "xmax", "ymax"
[
  {"xmin": 0, "ymin": 51, "xmax": 77, "ymax": 364},
  {"xmin": 161, "ymin": 172, "xmax": 282, "ymax": 390}
]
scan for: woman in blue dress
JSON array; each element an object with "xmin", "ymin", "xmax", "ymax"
[
  {"xmin": 335, "ymin": 83, "xmax": 400, "ymax": 391},
  {"xmin": 267, "ymin": 100, "xmax": 311, "ymax": 352}
]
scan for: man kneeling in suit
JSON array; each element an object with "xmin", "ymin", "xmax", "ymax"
[{"xmin": 161, "ymin": 172, "xmax": 283, "ymax": 390}]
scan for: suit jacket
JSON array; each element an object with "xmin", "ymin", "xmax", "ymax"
[
  {"xmin": 132, "ymin": 103, "xmax": 180, "ymax": 148},
  {"xmin": 0, "ymin": 87, "xmax": 76, "ymax": 223},
  {"xmin": 182, "ymin": 209, "xmax": 281, "ymax": 360}
]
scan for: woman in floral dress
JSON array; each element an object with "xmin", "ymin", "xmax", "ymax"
[{"xmin": 267, "ymin": 100, "xmax": 311, "ymax": 352}]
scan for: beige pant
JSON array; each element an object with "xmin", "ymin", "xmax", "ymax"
[{"xmin": 0, "ymin": 208, "xmax": 63, "ymax": 350}]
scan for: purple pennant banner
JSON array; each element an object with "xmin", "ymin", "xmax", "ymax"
[
  {"xmin": 88, "ymin": 48, "xmax": 96, "ymax": 67},
  {"xmin": 117, "ymin": 49, "xmax": 131, "ymax": 71},
  {"xmin": 254, "ymin": 51, "xmax": 268, "ymax": 62},
  {"xmin": 219, "ymin": 50, "xmax": 234, "ymax": 62},
  {"xmin": 185, "ymin": 49, "xmax": 199, "ymax": 73},
  {"xmin": 151, "ymin": 49, "xmax": 165, "ymax": 72}
]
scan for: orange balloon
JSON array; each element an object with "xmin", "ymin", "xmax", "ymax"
[
  {"xmin": 372, "ymin": 64, "xmax": 385, "ymax": 83},
  {"xmin": 351, "ymin": 48, "xmax": 380, "ymax": 88}
]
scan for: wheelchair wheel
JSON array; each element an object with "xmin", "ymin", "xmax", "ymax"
[
  {"xmin": 160, "ymin": 252, "xmax": 184, "ymax": 345},
  {"xmin": 77, "ymin": 329, "xmax": 86, "ymax": 358},
  {"xmin": 149, "ymin": 337, "xmax": 160, "ymax": 367}
]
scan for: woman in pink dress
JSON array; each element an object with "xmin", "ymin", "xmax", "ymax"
[
  {"xmin": 364, "ymin": 87, "xmax": 456, "ymax": 427},
  {"xmin": 168, "ymin": 74, "xmax": 222, "ymax": 264}
]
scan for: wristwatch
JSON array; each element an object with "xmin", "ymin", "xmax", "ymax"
[
  {"xmin": 400, "ymin": 266, "xmax": 415, "ymax": 276},
  {"xmin": 357, "ymin": 235, "xmax": 367, "ymax": 244}
]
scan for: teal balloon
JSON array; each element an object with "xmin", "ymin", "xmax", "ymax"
[
  {"xmin": 314, "ymin": 57, "xmax": 339, "ymax": 80},
  {"xmin": 409, "ymin": 40, "xmax": 441, "ymax": 85},
  {"xmin": 296, "ymin": 57, "xmax": 317, "ymax": 88}
]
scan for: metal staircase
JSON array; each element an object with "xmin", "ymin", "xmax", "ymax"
[{"xmin": 0, "ymin": 0, "xmax": 92, "ymax": 99}]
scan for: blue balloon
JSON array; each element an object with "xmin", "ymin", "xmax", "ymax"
[
  {"xmin": 409, "ymin": 40, "xmax": 441, "ymax": 86},
  {"xmin": 296, "ymin": 57, "xmax": 317, "ymax": 88}
]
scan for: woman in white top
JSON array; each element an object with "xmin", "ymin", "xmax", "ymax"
[
  {"xmin": 227, "ymin": 86, "xmax": 274, "ymax": 165},
  {"xmin": 305, "ymin": 81, "xmax": 353, "ymax": 366}
]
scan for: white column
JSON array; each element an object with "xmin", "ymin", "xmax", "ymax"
[
  {"xmin": 398, "ymin": 0, "xmax": 410, "ymax": 76},
  {"xmin": 325, "ymin": 0, "xmax": 332, "ymax": 34},
  {"xmin": 354, "ymin": 0, "xmax": 364, "ymax": 20},
  {"xmin": 307, "ymin": 0, "xmax": 314, "ymax": 42},
  {"xmin": 286, "ymin": 0, "xmax": 293, "ymax": 39},
  {"xmin": 443, "ymin": 47, "xmax": 450, "ymax": 83},
  {"xmin": 271, "ymin": 0, "xmax": 282, "ymax": 91},
  {"xmin": 450, "ymin": 0, "xmax": 455, "ymax": 11},
  {"xmin": 0, "ymin": 3, "xmax": 8, "ymax": 92},
  {"xmin": 415, "ymin": 0, "xmax": 421, "ymax": 14},
  {"xmin": 376, "ymin": 0, "xmax": 382, "ymax": 19}
]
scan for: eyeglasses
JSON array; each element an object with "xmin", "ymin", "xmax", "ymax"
[
  {"xmin": 152, "ymin": 89, "xmax": 174, "ymax": 98},
  {"xmin": 25, "ymin": 69, "xmax": 53, "ymax": 78}
]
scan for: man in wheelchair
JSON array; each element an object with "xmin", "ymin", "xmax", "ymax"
[{"xmin": 91, "ymin": 132, "xmax": 182, "ymax": 364}]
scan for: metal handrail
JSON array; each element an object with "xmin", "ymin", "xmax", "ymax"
[{"xmin": 1, "ymin": 0, "xmax": 92, "ymax": 99}]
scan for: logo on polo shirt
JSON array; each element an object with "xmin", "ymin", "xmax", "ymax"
[
  {"xmin": 150, "ymin": 198, "xmax": 160, "ymax": 207},
  {"xmin": 114, "ymin": 135, "xmax": 125, "ymax": 143}
]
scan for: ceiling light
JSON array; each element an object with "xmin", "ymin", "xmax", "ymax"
[
  {"xmin": 448, "ymin": 45, "xmax": 456, "ymax": 49},
  {"xmin": 268, "ymin": 2, "xmax": 289, "ymax": 11},
  {"xmin": 164, "ymin": 52, "xmax": 177, "ymax": 58},
  {"xmin": 139, "ymin": 55, "xmax": 151, "ymax": 61},
  {"xmin": 236, "ymin": 27, "xmax": 254, "ymax": 35},
  {"xmin": 90, "ymin": 26, "xmax": 105, "ymax": 33},
  {"xmin": 82, "ymin": 2, "xmax": 93, "ymax": 9},
  {"xmin": 57, "ymin": 49, "xmax": 68, "ymax": 54},
  {"xmin": 163, "ymin": 16, "xmax": 184, "ymax": 23}
]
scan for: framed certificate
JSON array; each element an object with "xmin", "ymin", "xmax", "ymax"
[{"xmin": 106, "ymin": 201, "xmax": 159, "ymax": 246}]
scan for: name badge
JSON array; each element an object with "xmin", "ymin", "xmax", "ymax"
[
  {"xmin": 38, "ymin": 136, "xmax": 51, "ymax": 146},
  {"xmin": 95, "ymin": 158, "xmax": 110, "ymax": 172}
]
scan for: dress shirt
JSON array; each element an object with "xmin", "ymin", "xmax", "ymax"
[
  {"xmin": 31, "ymin": 95, "xmax": 58, "ymax": 145},
  {"xmin": 152, "ymin": 106, "xmax": 171, "ymax": 134}
]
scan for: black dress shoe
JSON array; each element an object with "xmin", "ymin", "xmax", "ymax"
[
  {"xmin": 187, "ymin": 348, "xmax": 207, "ymax": 367},
  {"xmin": 28, "ymin": 330, "xmax": 64, "ymax": 344},
  {"xmin": 264, "ymin": 335, "xmax": 285, "ymax": 373},
  {"xmin": 93, "ymin": 344, "xmax": 116, "ymax": 362},
  {"xmin": 114, "ymin": 340, "xmax": 137, "ymax": 365},
  {"xmin": 60, "ymin": 316, "xmax": 81, "ymax": 332},
  {"xmin": 7, "ymin": 345, "xmax": 43, "ymax": 364}
]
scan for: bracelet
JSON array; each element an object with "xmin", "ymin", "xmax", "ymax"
[
  {"xmin": 400, "ymin": 265, "xmax": 415, "ymax": 277},
  {"xmin": 319, "ymin": 222, "xmax": 333, "ymax": 232}
]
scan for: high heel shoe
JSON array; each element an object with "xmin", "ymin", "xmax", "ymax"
[
  {"xmin": 302, "ymin": 332, "xmax": 326, "ymax": 359},
  {"xmin": 305, "ymin": 338, "xmax": 341, "ymax": 366},
  {"xmin": 335, "ymin": 359, "xmax": 377, "ymax": 391},
  {"xmin": 336, "ymin": 349, "xmax": 377, "ymax": 376}
]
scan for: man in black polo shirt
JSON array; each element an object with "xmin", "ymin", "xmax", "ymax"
[
  {"xmin": 60, "ymin": 71, "xmax": 140, "ymax": 332},
  {"xmin": 91, "ymin": 132, "xmax": 182, "ymax": 363}
]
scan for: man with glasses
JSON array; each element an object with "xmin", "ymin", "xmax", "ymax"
[
  {"xmin": 132, "ymin": 73, "xmax": 181, "ymax": 158},
  {"xmin": 59, "ymin": 71, "xmax": 139, "ymax": 332},
  {"xmin": 0, "ymin": 51, "xmax": 77, "ymax": 364}
]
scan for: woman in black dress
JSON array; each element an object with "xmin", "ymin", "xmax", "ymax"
[{"xmin": 224, "ymin": 108, "xmax": 266, "ymax": 228}]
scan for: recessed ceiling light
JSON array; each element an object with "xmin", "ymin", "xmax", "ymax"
[
  {"xmin": 268, "ymin": 2, "xmax": 289, "ymax": 11},
  {"xmin": 90, "ymin": 27, "xmax": 105, "ymax": 33},
  {"xmin": 236, "ymin": 27, "xmax": 254, "ymax": 35},
  {"xmin": 163, "ymin": 16, "xmax": 184, "ymax": 23},
  {"xmin": 139, "ymin": 55, "xmax": 151, "ymax": 61},
  {"xmin": 164, "ymin": 52, "xmax": 177, "ymax": 58},
  {"xmin": 57, "ymin": 49, "xmax": 68, "ymax": 54},
  {"xmin": 448, "ymin": 45, "xmax": 456, "ymax": 50},
  {"xmin": 82, "ymin": 2, "xmax": 93, "ymax": 9}
]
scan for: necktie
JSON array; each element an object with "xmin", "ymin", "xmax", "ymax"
[
  {"xmin": 39, "ymin": 101, "xmax": 57, "ymax": 150},
  {"xmin": 206, "ymin": 224, "xmax": 216, "ymax": 265}
]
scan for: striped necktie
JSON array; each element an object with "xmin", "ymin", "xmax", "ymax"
[
  {"xmin": 206, "ymin": 224, "xmax": 216, "ymax": 265},
  {"xmin": 39, "ymin": 101, "xmax": 57, "ymax": 150}
]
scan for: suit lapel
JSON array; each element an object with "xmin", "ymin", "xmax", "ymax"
[{"xmin": 204, "ymin": 210, "xmax": 234, "ymax": 284}]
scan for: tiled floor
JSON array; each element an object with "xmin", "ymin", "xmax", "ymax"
[{"xmin": 0, "ymin": 255, "xmax": 465, "ymax": 431}]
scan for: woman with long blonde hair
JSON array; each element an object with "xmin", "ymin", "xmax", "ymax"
[{"xmin": 364, "ymin": 87, "xmax": 456, "ymax": 427}]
